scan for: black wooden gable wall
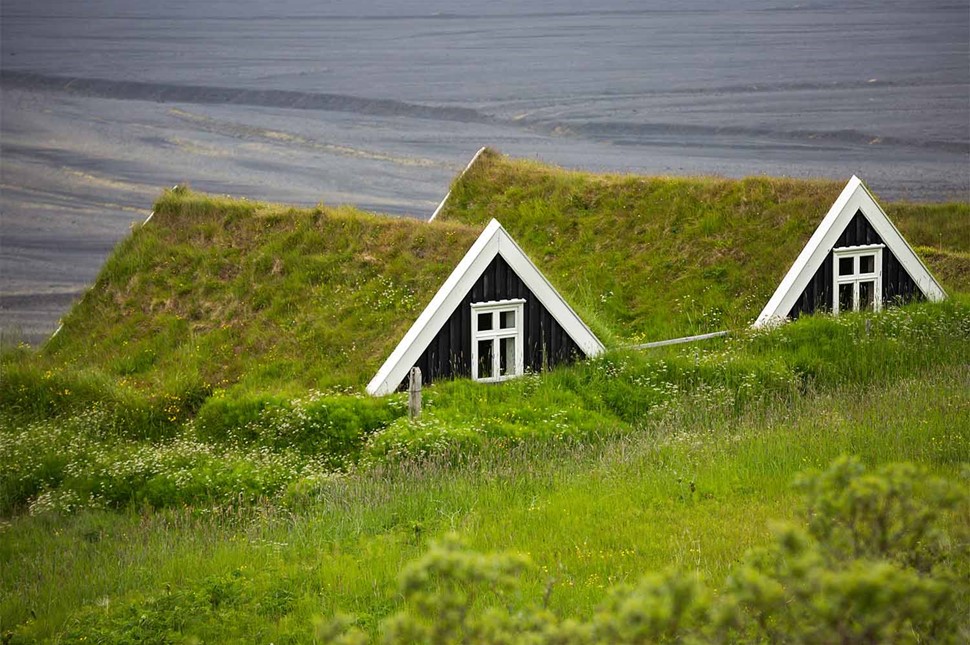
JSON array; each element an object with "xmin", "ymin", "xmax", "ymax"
[
  {"xmin": 405, "ymin": 255, "xmax": 583, "ymax": 389},
  {"xmin": 788, "ymin": 210, "xmax": 924, "ymax": 319}
]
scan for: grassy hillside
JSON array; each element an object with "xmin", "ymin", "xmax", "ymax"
[
  {"xmin": 439, "ymin": 149, "xmax": 970, "ymax": 343},
  {"xmin": 5, "ymin": 301, "xmax": 966, "ymax": 515},
  {"xmin": 2, "ymin": 159, "xmax": 968, "ymax": 641},
  {"xmin": 3, "ymin": 363, "xmax": 967, "ymax": 642}
]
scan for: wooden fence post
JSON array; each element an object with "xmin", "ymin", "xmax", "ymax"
[{"xmin": 408, "ymin": 367, "xmax": 422, "ymax": 419}]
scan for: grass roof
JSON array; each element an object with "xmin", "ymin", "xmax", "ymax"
[
  {"xmin": 438, "ymin": 149, "xmax": 970, "ymax": 344},
  {"xmin": 45, "ymin": 190, "xmax": 480, "ymax": 395},
  {"xmin": 43, "ymin": 152, "xmax": 969, "ymax": 395}
]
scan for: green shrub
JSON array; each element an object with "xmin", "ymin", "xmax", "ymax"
[
  {"xmin": 0, "ymin": 360, "xmax": 199, "ymax": 441},
  {"xmin": 718, "ymin": 457, "xmax": 966, "ymax": 643},
  {"xmin": 194, "ymin": 393, "xmax": 293, "ymax": 443},
  {"xmin": 196, "ymin": 391, "xmax": 405, "ymax": 462},
  {"xmin": 380, "ymin": 534, "xmax": 531, "ymax": 644},
  {"xmin": 319, "ymin": 457, "xmax": 968, "ymax": 643}
]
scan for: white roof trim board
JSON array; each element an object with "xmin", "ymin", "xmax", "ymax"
[
  {"xmin": 754, "ymin": 176, "xmax": 946, "ymax": 328},
  {"xmin": 367, "ymin": 219, "xmax": 605, "ymax": 396},
  {"xmin": 429, "ymin": 146, "xmax": 487, "ymax": 222}
]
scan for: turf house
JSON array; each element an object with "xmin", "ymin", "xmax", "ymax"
[
  {"xmin": 366, "ymin": 219, "xmax": 605, "ymax": 395},
  {"xmin": 369, "ymin": 157, "xmax": 949, "ymax": 394},
  {"xmin": 755, "ymin": 175, "xmax": 946, "ymax": 327}
]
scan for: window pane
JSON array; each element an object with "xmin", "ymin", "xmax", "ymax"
[
  {"xmin": 500, "ymin": 310, "xmax": 516, "ymax": 329},
  {"xmin": 477, "ymin": 312, "xmax": 493, "ymax": 332},
  {"xmin": 838, "ymin": 257, "xmax": 854, "ymax": 276},
  {"xmin": 859, "ymin": 281, "xmax": 875, "ymax": 311},
  {"xmin": 838, "ymin": 283, "xmax": 854, "ymax": 313},
  {"xmin": 859, "ymin": 255, "xmax": 875, "ymax": 274},
  {"xmin": 477, "ymin": 339, "xmax": 493, "ymax": 378},
  {"xmin": 499, "ymin": 337, "xmax": 516, "ymax": 376}
]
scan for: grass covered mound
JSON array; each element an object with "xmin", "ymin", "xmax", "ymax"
[
  {"xmin": 42, "ymin": 189, "xmax": 481, "ymax": 395},
  {"xmin": 27, "ymin": 154, "xmax": 970, "ymax": 396},
  {"xmin": 439, "ymin": 149, "xmax": 970, "ymax": 342}
]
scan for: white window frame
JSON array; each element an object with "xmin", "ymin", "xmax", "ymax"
[
  {"xmin": 832, "ymin": 244, "xmax": 884, "ymax": 315},
  {"xmin": 471, "ymin": 299, "xmax": 525, "ymax": 383}
]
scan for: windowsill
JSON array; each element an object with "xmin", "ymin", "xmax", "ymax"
[{"xmin": 474, "ymin": 374, "xmax": 519, "ymax": 384}]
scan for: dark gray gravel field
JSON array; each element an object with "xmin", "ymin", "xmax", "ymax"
[{"xmin": 2, "ymin": 0, "xmax": 968, "ymax": 343}]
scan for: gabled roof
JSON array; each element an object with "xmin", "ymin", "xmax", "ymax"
[
  {"xmin": 366, "ymin": 219, "xmax": 605, "ymax": 395},
  {"xmin": 753, "ymin": 176, "xmax": 947, "ymax": 327}
]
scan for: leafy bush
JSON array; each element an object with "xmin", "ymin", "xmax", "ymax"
[
  {"xmin": 320, "ymin": 457, "xmax": 968, "ymax": 643},
  {"xmin": 196, "ymin": 390, "xmax": 405, "ymax": 460},
  {"xmin": 0, "ymin": 411, "xmax": 333, "ymax": 514},
  {"xmin": 0, "ymin": 359, "xmax": 202, "ymax": 440},
  {"xmin": 381, "ymin": 535, "xmax": 531, "ymax": 644},
  {"xmin": 717, "ymin": 458, "xmax": 966, "ymax": 642}
]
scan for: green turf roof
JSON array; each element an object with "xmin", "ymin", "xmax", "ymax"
[
  {"xmin": 437, "ymin": 149, "xmax": 969, "ymax": 344},
  {"xmin": 46, "ymin": 191, "xmax": 482, "ymax": 394},
  {"xmin": 45, "ymin": 152, "xmax": 970, "ymax": 394}
]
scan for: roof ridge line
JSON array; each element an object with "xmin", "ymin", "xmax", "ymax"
[{"xmin": 428, "ymin": 146, "xmax": 488, "ymax": 222}]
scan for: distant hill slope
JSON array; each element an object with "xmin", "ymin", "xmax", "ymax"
[
  {"xmin": 438, "ymin": 149, "xmax": 969, "ymax": 343},
  {"xmin": 44, "ymin": 154, "xmax": 968, "ymax": 394}
]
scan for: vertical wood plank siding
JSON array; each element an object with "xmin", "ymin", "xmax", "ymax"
[
  {"xmin": 788, "ymin": 210, "xmax": 924, "ymax": 319},
  {"xmin": 405, "ymin": 255, "xmax": 584, "ymax": 389}
]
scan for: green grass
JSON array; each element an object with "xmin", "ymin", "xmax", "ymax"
[
  {"xmin": 2, "ymin": 300, "xmax": 969, "ymax": 642},
  {"xmin": 40, "ymin": 189, "xmax": 480, "ymax": 396},
  {"xmin": 0, "ymin": 299, "xmax": 970, "ymax": 513},
  {"xmin": 3, "ymin": 301, "xmax": 967, "ymax": 517},
  {"xmin": 2, "ymin": 363, "xmax": 967, "ymax": 642},
  {"xmin": 2, "ymin": 161, "xmax": 968, "ymax": 642}
]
